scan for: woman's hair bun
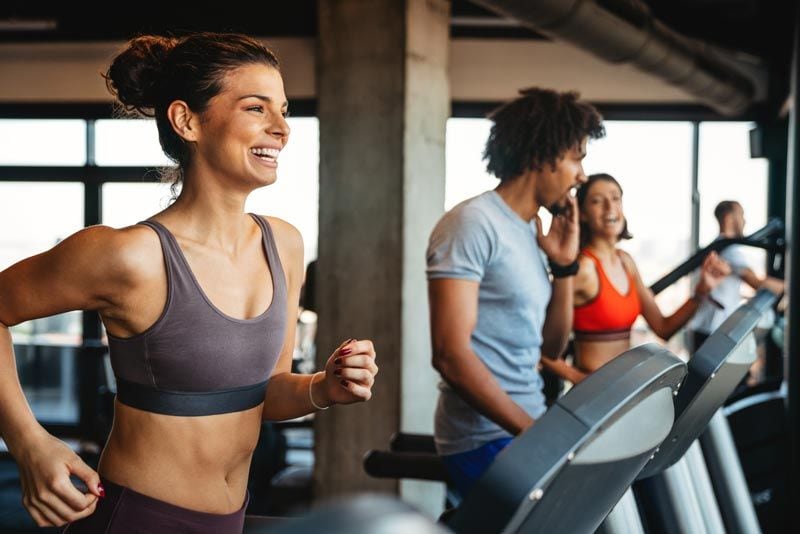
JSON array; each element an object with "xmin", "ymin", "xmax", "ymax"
[{"xmin": 104, "ymin": 35, "xmax": 178, "ymax": 116}]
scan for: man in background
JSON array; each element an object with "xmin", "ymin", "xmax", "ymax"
[{"xmin": 689, "ymin": 200, "xmax": 785, "ymax": 350}]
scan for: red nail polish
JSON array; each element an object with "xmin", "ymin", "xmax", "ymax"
[
  {"xmin": 334, "ymin": 369, "xmax": 342, "ymax": 376},
  {"xmin": 340, "ymin": 379, "xmax": 348, "ymax": 386},
  {"xmin": 98, "ymin": 485, "xmax": 106, "ymax": 498},
  {"xmin": 334, "ymin": 358, "xmax": 342, "ymax": 365},
  {"xmin": 340, "ymin": 348, "xmax": 352, "ymax": 355}
]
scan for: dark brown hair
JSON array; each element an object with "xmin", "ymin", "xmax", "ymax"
[
  {"xmin": 714, "ymin": 200, "xmax": 741, "ymax": 226},
  {"xmin": 104, "ymin": 32, "xmax": 280, "ymax": 195},
  {"xmin": 577, "ymin": 173, "xmax": 633, "ymax": 248},
  {"xmin": 483, "ymin": 87, "xmax": 605, "ymax": 182}
]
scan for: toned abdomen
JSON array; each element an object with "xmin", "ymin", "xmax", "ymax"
[{"xmin": 97, "ymin": 399, "xmax": 263, "ymax": 514}]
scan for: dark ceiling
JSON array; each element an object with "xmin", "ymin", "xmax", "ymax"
[
  {"xmin": 643, "ymin": 0, "xmax": 792, "ymax": 60},
  {"xmin": 0, "ymin": 1, "xmax": 321, "ymax": 41},
  {"xmin": 0, "ymin": 0, "xmax": 788, "ymax": 52}
]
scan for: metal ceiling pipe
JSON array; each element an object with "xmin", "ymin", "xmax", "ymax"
[{"xmin": 470, "ymin": 0, "xmax": 760, "ymax": 116}]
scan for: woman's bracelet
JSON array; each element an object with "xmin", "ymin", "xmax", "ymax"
[{"xmin": 309, "ymin": 371, "xmax": 330, "ymax": 410}]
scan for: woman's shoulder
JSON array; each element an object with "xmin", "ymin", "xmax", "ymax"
[
  {"xmin": 616, "ymin": 249, "xmax": 638, "ymax": 272},
  {"xmin": 578, "ymin": 249, "xmax": 595, "ymax": 265},
  {"xmin": 257, "ymin": 216, "xmax": 303, "ymax": 247},
  {"xmin": 256, "ymin": 215, "xmax": 304, "ymax": 267},
  {"xmin": 30, "ymin": 223, "xmax": 164, "ymax": 298},
  {"xmin": 58, "ymin": 223, "xmax": 159, "ymax": 260},
  {"xmin": 576, "ymin": 253, "xmax": 598, "ymax": 284},
  {"xmin": 88, "ymin": 223, "xmax": 166, "ymax": 283},
  {"xmin": 574, "ymin": 254, "xmax": 599, "ymax": 304}
]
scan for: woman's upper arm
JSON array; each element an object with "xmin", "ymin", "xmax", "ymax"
[
  {"xmin": 265, "ymin": 217, "xmax": 304, "ymax": 375},
  {"xmin": 0, "ymin": 225, "xmax": 131, "ymax": 327},
  {"xmin": 573, "ymin": 256, "xmax": 597, "ymax": 306},
  {"xmin": 623, "ymin": 251, "xmax": 662, "ymax": 326}
]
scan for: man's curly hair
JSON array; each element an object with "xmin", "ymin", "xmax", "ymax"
[{"xmin": 484, "ymin": 88, "xmax": 605, "ymax": 182}]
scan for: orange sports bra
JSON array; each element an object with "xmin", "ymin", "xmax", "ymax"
[{"xmin": 573, "ymin": 249, "xmax": 641, "ymax": 341}]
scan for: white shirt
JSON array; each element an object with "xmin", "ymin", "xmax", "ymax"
[{"xmin": 689, "ymin": 240, "xmax": 751, "ymax": 334}]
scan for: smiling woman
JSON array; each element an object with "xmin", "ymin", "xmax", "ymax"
[
  {"xmin": 540, "ymin": 173, "xmax": 731, "ymax": 384},
  {"xmin": 0, "ymin": 32, "xmax": 378, "ymax": 532}
]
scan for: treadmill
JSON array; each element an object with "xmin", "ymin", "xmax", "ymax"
[
  {"xmin": 362, "ymin": 343, "xmax": 686, "ymax": 534},
  {"xmin": 608, "ymin": 288, "xmax": 779, "ymax": 534},
  {"xmin": 362, "ymin": 289, "xmax": 777, "ymax": 533}
]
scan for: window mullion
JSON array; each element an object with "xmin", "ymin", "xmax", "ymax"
[{"xmin": 79, "ymin": 118, "xmax": 104, "ymax": 440}]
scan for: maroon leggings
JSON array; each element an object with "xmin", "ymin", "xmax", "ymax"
[{"xmin": 63, "ymin": 477, "xmax": 248, "ymax": 533}]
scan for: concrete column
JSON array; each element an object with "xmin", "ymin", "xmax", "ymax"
[{"xmin": 314, "ymin": 0, "xmax": 450, "ymax": 513}]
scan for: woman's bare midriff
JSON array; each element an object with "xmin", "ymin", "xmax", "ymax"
[
  {"xmin": 574, "ymin": 338, "xmax": 632, "ymax": 373},
  {"xmin": 97, "ymin": 399, "xmax": 263, "ymax": 514}
]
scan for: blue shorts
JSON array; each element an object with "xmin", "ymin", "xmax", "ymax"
[{"xmin": 441, "ymin": 437, "xmax": 513, "ymax": 499}]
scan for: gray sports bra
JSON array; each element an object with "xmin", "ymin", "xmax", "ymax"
[{"xmin": 107, "ymin": 214, "xmax": 287, "ymax": 416}]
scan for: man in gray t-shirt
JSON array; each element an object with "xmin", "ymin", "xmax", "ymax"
[
  {"xmin": 426, "ymin": 88, "xmax": 605, "ymax": 497},
  {"xmin": 428, "ymin": 191, "xmax": 551, "ymax": 453}
]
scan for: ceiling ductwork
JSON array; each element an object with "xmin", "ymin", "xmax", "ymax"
[{"xmin": 470, "ymin": 0, "xmax": 764, "ymax": 116}]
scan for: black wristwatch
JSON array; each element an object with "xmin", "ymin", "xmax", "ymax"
[{"xmin": 548, "ymin": 258, "xmax": 580, "ymax": 278}]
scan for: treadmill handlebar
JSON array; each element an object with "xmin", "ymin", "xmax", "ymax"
[
  {"xmin": 746, "ymin": 217, "xmax": 784, "ymax": 241},
  {"xmin": 650, "ymin": 218, "xmax": 784, "ymax": 295},
  {"xmin": 389, "ymin": 432, "xmax": 437, "ymax": 453},
  {"xmin": 363, "ymin": 450, "xmax": 449, "ymax": 482}
]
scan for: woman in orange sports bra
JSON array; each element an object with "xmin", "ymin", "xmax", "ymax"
[{"xmin": 541, "ymin": 173, "xmax": 730, "ymax": 383}]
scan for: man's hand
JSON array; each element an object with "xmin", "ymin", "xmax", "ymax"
[{"xmin": 535, "ymin": 193, "xmax": 579, "ymax": 265}]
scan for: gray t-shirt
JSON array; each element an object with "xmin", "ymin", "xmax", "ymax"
[
  {"xmin": 689, "ymin": 240, "xmax": 750, "ymax": 334},
  {"xmin": 426, "ymin": 191, "xmax": 551, "ymax": 455}
]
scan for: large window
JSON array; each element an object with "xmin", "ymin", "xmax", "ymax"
[
  {"xmin": 94, "ymin": 119, "xmax": 172, "ymax": 167},
  {"xmin": 445, "ymin": 119, "xmax": 497, "ymax": 210},
  {"xmin": 0, "ymin": 182, "xmax": 84, "ymax": 423},
  {"xmin": 102, "ymin": 182, "xmax": 175, "ymax": 228},
  {"xmin": 246, "ymin": 117, "xmax": 320, "ymax": 267},
  {"xmin": 0, "ymin": 120, "xmax": 86, "ymax": 166}
]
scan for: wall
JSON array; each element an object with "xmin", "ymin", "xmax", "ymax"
[{"xmin": 0, "ymin": 38, "xmax": 697, "ymax": 104}]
